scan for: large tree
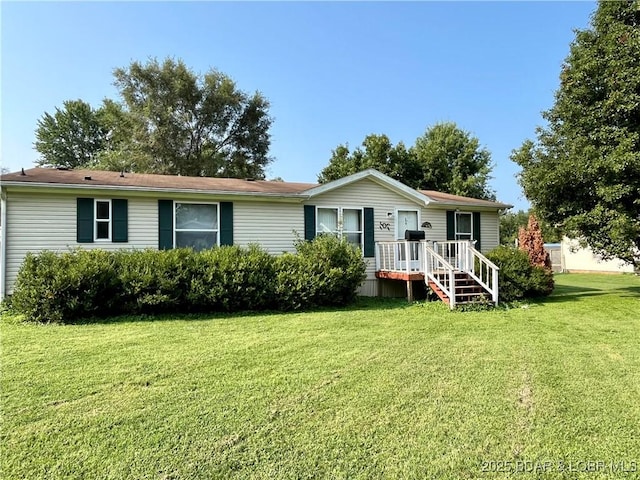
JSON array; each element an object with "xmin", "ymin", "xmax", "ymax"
[
  {"xmin": 513, "ymin": 1, "xmax": 640, "ymax": 266},
  {"xmin": 112, "ymin": 58, "xmax": 272, "ymax": 178},
  {"xmin": 411, "ymin": 122, "xmax": 494, "ymax": 200},
  {"xmin": 34, "ymin": 100, "xmax": 109, "ymax": 169},
  {"xmin": 317, "ymin": 134, "xmax": 418, "ymax": 185},
  {"xmin": 34, "ymin": 58, "xmax": 273, "ymax": 179},
  {"xmin": 318, "ymin": 122, "xmax": 495, "ymax": 200}
]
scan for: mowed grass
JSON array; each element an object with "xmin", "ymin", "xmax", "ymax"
[{"xmin": 1, "ymin": 274, "xmax": 639, "ymax": 479}]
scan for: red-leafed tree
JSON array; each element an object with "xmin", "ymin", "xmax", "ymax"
[{"xmin": 518, "ymin": 215, "xmax": 552, "ymax": 269}]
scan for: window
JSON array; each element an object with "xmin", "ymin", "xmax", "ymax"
[
  {"xmin": 78, "ymin": 198, "xmax": 128, "ymax": 243},
  {"xmin": 342, "ymin": 209, "xmax": 362, "ymax": 247},
  {"xmin": 174, "ymin": 202, "xmax": 218, "ymax": 251},
  {"xmin": 317, "ymin": 207, "xmax": 339, "ymax": 235},
  {"xmin": 455, "ymin": 212, "xmax": 473, "ymax": 241},
  {"xmin": 316, "ymin": 207, "xmax": 363, "ymax": 249},
  {"xmin": 94, "ymin": 199, "xmax": 111, "ymax": 241}
]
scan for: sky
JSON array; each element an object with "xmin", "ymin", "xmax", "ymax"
[{"xmin": 1, "ymin": 1, "xmax": 596, "ymax": 211}]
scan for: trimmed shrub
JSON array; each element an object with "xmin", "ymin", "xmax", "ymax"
[
  {"xmin": 187, "ymin": 245, "xmax": 277, "ymax": 312},
  {"xmin": 527, "ymin": 264, "xmax": 555, "ymax": 298},
  {"xmin": 486, "ymin": 246, "xmax": 554, "ymax": 302},
  {"xmin": 117, "ymin": 249, "xmax": 194, "ymax": 314},
  {"xmin": 274, "ymin": 253, "xmax": 316, "ymax": 311},
  {"xmin": 11, "ymin": 249, "xmax": 120, "ymax": 323},
  {"xmin": 279, "ymin": 235, "xmax": 367, "ymax": 309},
  {"xmin": 11, "ymin": 236, "xmax": 367, "ymax": 322}
]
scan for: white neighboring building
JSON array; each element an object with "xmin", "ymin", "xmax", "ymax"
[{"xmin": 559, "ymin": 237, "xmax": 635, "ymax": 274}]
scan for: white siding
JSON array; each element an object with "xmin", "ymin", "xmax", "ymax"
[
  {"xmin": 303, "ymin": 178, "xmax": 503, "ymax": 295},
  {"xmin": 480, "ymin": 210, "xmax": 499, "ymax": 253},
  {"xmin": 3, "ymin": 182, "xmax": 504, "ymax": 297},
  {"xmin": 4, "ymin": 192, "xmax": 157, "ymax": 294},
  {"xmin": 306, "ymin": 178, "xmax": 431, "ymax": 295},
  {"xmin": 233, "ymin": 201, "xmax": 302, "ymax": 254},
  {"xmin": 561, "ymin": 237, "xmax": 634, "ymax": 273}
]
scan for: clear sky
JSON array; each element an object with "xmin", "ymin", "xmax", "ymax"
[{"xmin": 1, "ymin": 1, "xmax": 596, "ymax": 210}]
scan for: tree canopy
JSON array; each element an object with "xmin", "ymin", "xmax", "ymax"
[
  {"xmin": 34, "ymin": 100, "xmax": 109, "ymax": 169},
  {"xmin": 500, "ymin": 209, "xmax": 561, "ymax": 246},
  {"xmin": 512, "ymin": 0, "xmax": 640, "ymax": 266},
  {"xmin": 34, "ymin": 58, "xmax": 273, "ymax": 179},
  {"xmin": 318, "ymin": 123, "xmax": 495, "ymax": 200}
]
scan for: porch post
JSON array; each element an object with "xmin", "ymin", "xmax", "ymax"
[
  {"xmin": 404, "ymin": 241, "xmax": 410, "ymax": 274},
  {"xmin": 406, "ymin": 280, "xmax": 414, "ymax": 302}
]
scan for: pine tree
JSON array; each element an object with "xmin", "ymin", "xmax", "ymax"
[{"xmin": 518, "ymin": 215, "xmax": 552, "ymax": 269}]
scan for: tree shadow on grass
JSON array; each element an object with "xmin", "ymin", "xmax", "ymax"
[
  {"xmin": 66, "ymin": 296, "xmax": 412, "ymax": 325},
  {"xmin": 540, "ymin": 284, "xmax": 640, "ymax": 304}
]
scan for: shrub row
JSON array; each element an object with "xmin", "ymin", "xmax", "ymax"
[
  {"xmin": 485, "ymin": 245, "xmax": 554, "ymax": 302},
  {"xmin": 11, "ymin": 235, "xmax": 367, "ymax": 323}
]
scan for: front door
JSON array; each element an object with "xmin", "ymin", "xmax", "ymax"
[
  {"xmin": 396, "ymin": 210, "xmax": 419, "ymax": 239},
  {"xmin": 396, "ymin": 210, "xmax": 420, "ymax": 270}
]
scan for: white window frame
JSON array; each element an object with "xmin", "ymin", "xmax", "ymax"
[
  {"xmin": 316, "ymin": 206, "xmax": 340, "ymax": 236},
  {"xmin": 316, "ymin": 206, "xmax": 364, "ymax": 251},
  {"xmin": 173, "ymin": 201, "xmax": 220, "ymax": 249},
  {"xmin": 395, "ymin": 208, "xmax": 421, "ymax": 240},
  {"xmin": 455, "ymin": 211, "xmax": 473, "ymax": 241},
  {"xmin": 341, "ymin": 207, "xmax": 364, "ymax": 250},
  {"xmin": 94, "ymin": 199, "xmax": 111, "ymax": 242}
]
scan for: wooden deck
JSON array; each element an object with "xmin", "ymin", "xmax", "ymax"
[
  {"xmin": 375, "ymin": 240, "xmax": 499, "ymax": 307},
  {"xmin": 375, "ymin": 271, "xmax": 425, "ymax": 281}
]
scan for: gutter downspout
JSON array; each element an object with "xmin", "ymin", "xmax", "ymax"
[{"xmin": 0, "ymin": 187, "xmax": 6, "ymax": 301}]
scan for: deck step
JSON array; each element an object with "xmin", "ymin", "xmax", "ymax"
[{"xmin": 427, "ymin": 272, "xmax": 490, "ymax": 308}]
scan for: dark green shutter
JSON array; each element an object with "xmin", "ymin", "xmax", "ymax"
[
  {"xmin": 112, "ymin": 199, "xmax": 128, "ymax": 243},
  {"xmin": 446, "ymin": 210, "xmax": 455, "ymax": 241},
  {"xmin": 304, "ymin": 205, "xmax": 316, "ymax": 241},
  {"xmin": 158, "ymin": 200, "xmax": 173, "ymax": 250},
  {"xmin": 77, "ymin": 198, "xmax": 94, "ymax": 243},
  {"xmin": 473, "ymin": 212, "xmax": 481, "ymax": 251},
  {"xmin": 220, "ymin": 202, "xmax": 234, "ymax": 246},
  {"xmin": 363, "ymin": 207, "xmax": 375, "ymax": 258}
]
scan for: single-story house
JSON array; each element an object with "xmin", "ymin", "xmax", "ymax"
[
  {"xmin": 0, "ymin": 167, "xmax": 511, "ymax": 305},
  {"xmin": 544, "ymin": 238, "xmax": 636, "ymax": 274}
]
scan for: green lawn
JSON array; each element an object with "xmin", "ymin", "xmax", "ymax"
[{"xmin": 2, "ymin": 274, "xmax": 639, "ymax": 479}]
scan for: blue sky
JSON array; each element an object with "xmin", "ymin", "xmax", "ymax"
[{"xmin": 1, "ymin": 1, "xmax": 596, "ymax": 210}]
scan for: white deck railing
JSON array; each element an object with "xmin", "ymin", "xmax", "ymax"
[
  {"xmin": 467, "ymin": 245, "xmax": 499, "ymax": 304},
  {"xmin": 432, "ymin": 241, "xmax": 499, "ymax": 304},
  {"xmin": 375, "ymin": 241, "xmax": 424, "ymax": 275},
  {"xmin": 375, "ymin": 240, "xmax": 500, "ymax": 306},
  {"xmin": 422, "ymin": 242, "xmax": 456, "ymax": 309}
]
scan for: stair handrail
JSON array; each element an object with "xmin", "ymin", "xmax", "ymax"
[
  {"xmin": 466, "ymin": 245, "xmax": 500, "ymax": 305},
  {"xmin": 422, "ymin": 242, "xmax": 457, "ymax": 309}
]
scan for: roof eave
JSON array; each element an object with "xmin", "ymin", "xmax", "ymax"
[
  {"xmin": 0, "ymin": 181, "xmax": 310, "ymax": 201},
  {"xmin": 429, "ymin": 201, "xmax": 513, "ymax": 210}
]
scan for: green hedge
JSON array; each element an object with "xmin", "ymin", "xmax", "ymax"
[
  {"xmin": 485, "ymin": 246, "xmax": 554, "ymax": 303},
  {"xmin": 11, "ymin": 236, "xmax": 366, "ymax": 323}
]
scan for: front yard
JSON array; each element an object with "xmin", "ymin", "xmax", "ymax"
[{"xmin": 2, "ymin": 274, "xmax": 639, "ymax": 479}]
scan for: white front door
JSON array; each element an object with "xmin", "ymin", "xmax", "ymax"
[
  {"xmin": 396, "ymin": 210, "xmax": 420, "ymax": 270},
  {"xmin": 396, "ymin": 210, "xmax": 419, "ymax": 240}
]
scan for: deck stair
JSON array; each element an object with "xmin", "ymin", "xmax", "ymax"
[
  {"xmin": 376, "ymin": 240, "xmax": 499, "ymax": 309},
  {"xmin": 428, "ymin": 271, "xmax": 489, "ymax": 305}
]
